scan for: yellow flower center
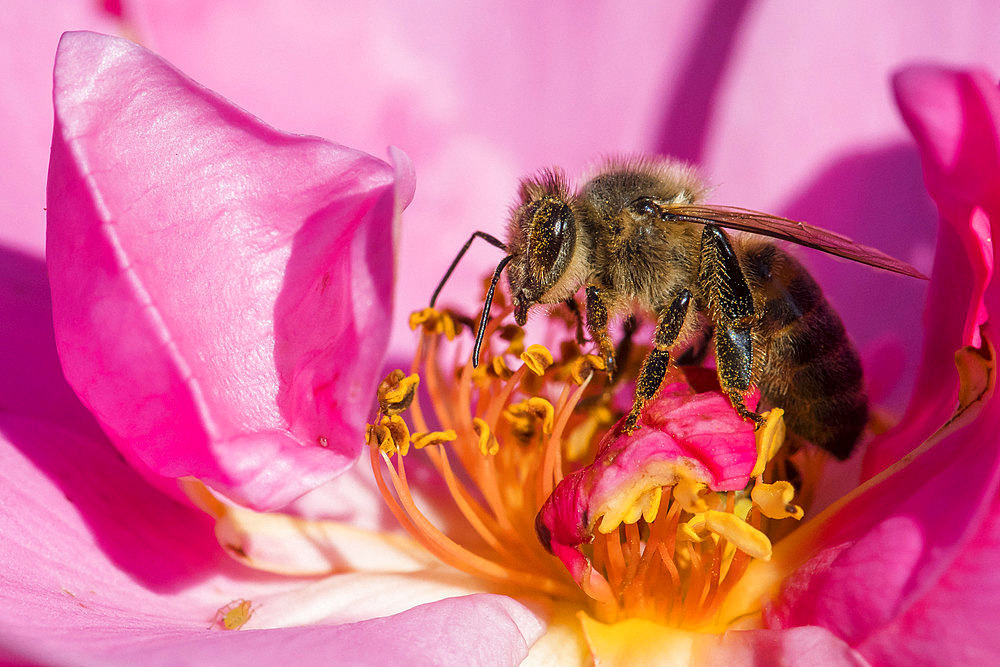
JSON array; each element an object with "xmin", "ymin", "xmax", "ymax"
[{"xmin": 368, "ymin": 303, "xmax": 817, "ymax": 632}]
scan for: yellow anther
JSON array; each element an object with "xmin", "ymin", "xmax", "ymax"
[
  {"xmin": 370, "ymin": 415, "xmax": 411, "ymax": 457},
  {"xmin": 377, "ymin": 370, "xmax": 420, "ymax": 416},
  {"xmin": 672, "ymin": 477, "xmax": 721, "ymax": 514},
  {"xmin": 526, "ymin": 397, "xmax": 555, "ymax": 434},
  {"xmin": 408, "ymin": 307, "xmax": 438, "ymax": 331},
  {"xmin": 751, "ymin": 480, "xmax": 804, "ymax": 520},
  {"xmin": 489, "ymin": 356, "xmax": 514, "ymax": 380},
  {"xmin": 439, "ymin": 312, "xmax": 460, "ymax": 341},
  {"xmin": 472, "ymin": 418, "xmax": 499, "ymax": 456},
  {"xmin": 408, "ymin": 308, "xmax": 461, "ymax": 339},
  {"xmin": 683, "ymin": 510, "xmax": 772, "ymax": 561},
  {"xmin": 596, "ymin": 485, "xmax": 663, "ymax": 534},
  {"xmin": 411, "ymin": 429, "xmax": 457, "ymax": 449},
  {"xmin": 641, "ymin": 486, "xmax": 663, "ymax": 523},
  {"xmin": 520, "ymin": 344, "xmax": 555, "ymax": 376},
  {"xmin": 503, "ymin": 397, "xmax": 556, "ymax": 440},
  {"xmin": 751, "ymin": 408, "xmax": 786, "ymax": 477},
  {"xmin": 568, "ymin": 354, "xmax": 606, "ymax": 385}
]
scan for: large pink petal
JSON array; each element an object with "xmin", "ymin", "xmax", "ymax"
[
  {"xmin": 856, "ymin": 488, "xmax": 1000, "ymax": 664},
  {"xmin": 0, "ymin": 414, "xmax": 544, "ymax": 665},
  {"xmin": 863, "ymin": 67, "xmax": 1000, "ymax": 477},
  {"xmin": 47, "ymin": 31, "xmax": 410, "ymax": 509},
  {"xmin": 766, "ymin": 352, "xmax": 1000, "ymax": 660}
]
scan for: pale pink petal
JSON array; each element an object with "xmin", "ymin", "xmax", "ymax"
[
  {"xmin": 863, "ymin": 66, "xmax": 1000, "ymax": 478},
  {"xmin": 0, "ymin": 414, "xmax": 544, "ymax": 664},
  {"xmin": 5, "ymin": 594, "xmax": 543, "ymax": 667},
  {"xmin": 697, "ymin": 626, "xmax": 867, "ymax": 666},
  {"xmin": 47, "ymin": 31, "xmax": 408, "ymax": 509}
]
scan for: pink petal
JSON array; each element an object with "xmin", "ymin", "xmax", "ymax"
[
  {"xmin": 856, "ymin": 489, "xmax": 1000, "ymax": 664},
  {"xmin": 124, "ymin": 0, "xmax": 722, "ymax": 359},
  {"xmin": 863, "ymin": 66, "xmax": 1000, "ymax": 478},
  {"xmin": 537, "ymin": 384, "xmax": 756, "ymax": 574},
  {"xmin": 47, "ymin": 31, "xmax": 411, "ymax": 509},
  {"xmin": 766, "ymin": 362, "xmax": 1000, "ymax": 660},
  {"xmin": 0, "ymin": 414, "xmax": 544, "ymax": 665}
]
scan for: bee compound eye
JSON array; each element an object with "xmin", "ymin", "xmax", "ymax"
[
  {"xmin": 631, "ymin": 197, "xmax": 661, "ymax": 218},
  {"xmin": 528, "ymin": 198, "xmax": 574, "ymax": 275}
]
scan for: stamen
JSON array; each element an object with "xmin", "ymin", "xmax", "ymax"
[
  {"xmin": 521, "ymin": 344, "xmax": 555, "ymax": 375},
  {"xmin": 368, "ymin": 301, "xmax": 809, "ymax": 634},
  {"xmin": 751, "ymin": 481, "xmax": 804, "ymax": 520}
]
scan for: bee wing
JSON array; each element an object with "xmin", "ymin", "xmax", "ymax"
[{"xmin": 663, "ymin": 204, "xmax": 928, "ymax": 279}]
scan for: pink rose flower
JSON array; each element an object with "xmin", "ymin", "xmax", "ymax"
[{"xmin": 3, "ymin": 3, "xmax": 1000, "ymax": 664}]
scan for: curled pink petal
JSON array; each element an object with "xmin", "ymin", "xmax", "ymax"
[
  {"xmin": 537, "ymin": 383, "xmax": 756, "ymax": 573},
  {"xmin": 47, "ymin": 32, "xmax": 409, "ymax": 509},
  {"xmin": 863, "ymin": 66, "xmax": 1000, "ymax": 478}
]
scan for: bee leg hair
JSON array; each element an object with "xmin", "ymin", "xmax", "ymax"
[{"xmin": 624, "ymin": 289, "xmax": 692, "ymax": 433}]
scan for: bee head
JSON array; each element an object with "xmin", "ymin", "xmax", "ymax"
[{"xmin": 505, "ymin": 169, "xmax": 581, "ymax": 325}]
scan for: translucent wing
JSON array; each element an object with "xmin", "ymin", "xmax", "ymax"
[{"xmin": 663, "ymin": 204, "xmax": 927, "ymax": 279}]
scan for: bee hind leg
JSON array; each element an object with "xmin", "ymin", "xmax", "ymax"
[
  {"xmin": 700, "ymin": 224, "xmax": 765, "ymax": 429},
  {"xmin": 715, "ymin": 326, "xmax": 766, "ymax": 429},
  {"xmin": 624, "ymin": 290, "xmax": 692, "ymax": 433}
]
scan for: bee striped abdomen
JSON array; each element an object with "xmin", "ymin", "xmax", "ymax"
[{"xmin": 747, "ymin": 244, "xmax": 868, "ymax": 459}]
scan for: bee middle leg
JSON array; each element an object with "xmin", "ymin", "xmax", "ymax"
[
  {"xmin": 585, "ymin": 285, "xmax": 619, "ymax": 379},
  {"xmin": 624, "ymin": 290, "xmax": 692, "ymax": 433}
]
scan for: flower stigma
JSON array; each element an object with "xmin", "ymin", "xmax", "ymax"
[{"xmin": 367, "ymin": 290, "xmax": 829, "ymax": 634}]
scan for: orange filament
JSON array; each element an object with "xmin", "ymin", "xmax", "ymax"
[{"xmin": 368, "ymin": 306, "xmax": 808, "ymax": 631}]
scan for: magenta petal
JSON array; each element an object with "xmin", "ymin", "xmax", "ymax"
[
  {"xmin": 538, "ymin": 385, "xmax": 756, "ymax": 568},
  {"xmin": 863, "ymin": 66, "xmax": 1000, "ymax": 478},
  {"xmin": 767, "ymin": 377, "xmax": 1000, "ymax": 661},
  {"xmin": 857, "ymin": 491, "xmax": 1000, "ymax": 665},
  {"xmin": 47, "ymin": 32, "xmax": 408, "ymax": 509}
]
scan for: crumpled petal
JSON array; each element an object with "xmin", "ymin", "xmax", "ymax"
[
  {"xmin": 537, "ymin": 384, "xmax": 757, "ymax": 575},
  {"xmin": 46, "ymin": 31, "xmax": 414, "ymax": 509},
  {"xmin": 863, "ymin": 66, "xmax": 999, "ymax": 478}
]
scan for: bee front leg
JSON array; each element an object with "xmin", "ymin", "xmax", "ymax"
[
  {"xmin": 564, "ymin": 296, "xmax": 587, "ymax": 345},
  {"xmin": 585, "ymin": 285, "xmax": 619, "ymax": 379},
  {"xmin": 699, "ymin": 225, "xmax": 766, "ymax": 428},
  {"xmin": 624, "ymin": 290, "xmax": 692, "ymax": 433}
]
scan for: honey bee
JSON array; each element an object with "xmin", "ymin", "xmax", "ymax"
[{"xmin": 430, "ymin": 157, "xmax": 925, "ymax": 459}]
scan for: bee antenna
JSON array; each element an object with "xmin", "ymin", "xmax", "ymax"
[
  {"xmin": 430, "ymin": 231, "xmax": 507, "ymax": 307},
  {"xmin": 472, "ymin": 254, "xmax": 514, "ymax": 367}
]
